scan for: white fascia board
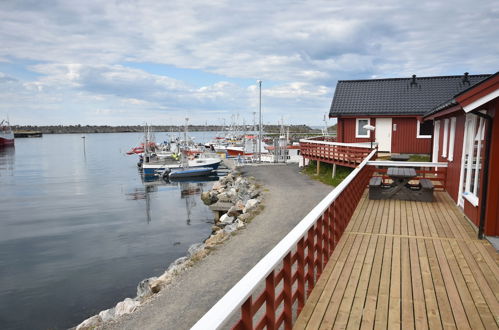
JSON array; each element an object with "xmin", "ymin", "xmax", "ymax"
[{"xmin": 463, "ymin": 88, "xmax": 499, "ymax": 113}]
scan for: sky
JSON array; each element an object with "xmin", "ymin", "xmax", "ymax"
[{"xmin": 0, "ymin": 0, "xmax": 498, "ymax": 126}]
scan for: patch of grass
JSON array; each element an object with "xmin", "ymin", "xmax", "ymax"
[
  {"xmin": 302, "ymin": 161, "xmax": 353, "ymax": 186},
  {"xmin": 408, "ymin": 154, "xmax": 431, "ymax": 162}
]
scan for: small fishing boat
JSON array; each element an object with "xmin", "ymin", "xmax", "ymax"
[
  {"xmin": 142, "ymin": 157, "xmax": 221, "ymax": 176},
  {"xmin": 0, "ymin": 120, "xmax": 14, "ymax": 147},
  {"xmin": 165, "ymin": 166, "xmax": 214, "ymax": 179}
]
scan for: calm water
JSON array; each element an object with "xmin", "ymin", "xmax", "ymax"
[{"xmin": 0, "ymin": 132, "xmax": 219, "ymax": 330}]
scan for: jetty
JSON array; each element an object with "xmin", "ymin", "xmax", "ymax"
[{"xmin": 14, "ymin": 130, "xmax": 42, "ymax": 138}]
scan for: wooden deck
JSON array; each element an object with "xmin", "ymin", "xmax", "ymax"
[{"xmin": 295, "ymin": 192, "xmax": 499, "ymax": 329}]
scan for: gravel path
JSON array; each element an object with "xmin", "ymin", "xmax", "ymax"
[{"xmin": 102, "ymin": 164, "xmax": 332, "ymax": 330}]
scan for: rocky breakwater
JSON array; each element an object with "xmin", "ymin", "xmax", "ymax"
[
  {"xmin": 201, "ymin": 171, "xmax": 263, "ymax": 234},
  {"xmin": 75, "ymin": 171, "xmax": 263, "ymax": 330}
]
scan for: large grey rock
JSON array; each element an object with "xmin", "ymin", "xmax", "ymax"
[
  {"xmin": 76, "ymin": 315, "xmax": 102, "ymax": 330},
  {"xmin": 243, "ymin": 199, "xmax": 260, "ymax": 214},
  {"xmin": 115, "ymin": 298, "xmax": 140, "ymax": 317},
  {"xmin": 167, "ymin": 256, "xmax": 189, "ymax": 272},
  {"xmin": 188, "ymin": 243, "xmax": 205, "ymax": 257},
  {"xmin": 200, "ymin": 192, "xmax": 212, "ymax": 205},
  {"xmin": 227, "ymin": 204, "xmax": 243, "ymax": 217},
  {"xmin": 223, "ymin": 222, "xmax": 238, "ymax": 234},
  {"xmin": 238, "ymin": 213, "xmax": 253, "ymax": 222},
  {"xmin": 219, "ymin": 213, "xmax": 235, "ymax": 224},
  {"xmin": 217, "ymin": 192, "xmax": 232, "ymax": 203},
  {"xmin": 137, "ymin": 277, "xmax": 158, "ymax": 299},
  {"xmin": 99, "ymin": 308, "xmax": 116, "ymax": 323}
]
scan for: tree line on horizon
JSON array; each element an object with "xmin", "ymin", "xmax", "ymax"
[{"xmin": 13, "ymin": 124, "xmax": 329, "ymax": 134}]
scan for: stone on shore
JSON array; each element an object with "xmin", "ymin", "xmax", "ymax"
[
  {"xmin": 76, "ymin": 315, "xmax": 102, "ymax": 330},
  {"xmin": 219, "ymin": 213, "xmax": 235, "ymax": 224},
  {"xmin": 243, "ymin": 199, "xmax": 260, "ymax": 213},
  {"xmin": 99, "ymin": 308, "xmax": 116, "ymax": 323},
  {"xmin": 137, "ymin": 276, "xmax": 158, "ymax": 299},
  {"xmin": 115, "ymin": 298, "xmax": 140, "ymax": 317}
]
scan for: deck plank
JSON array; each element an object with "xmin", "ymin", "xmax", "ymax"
[{"xmin": 318, "ymin": 234, "xmax": 370, "ymax": 329}]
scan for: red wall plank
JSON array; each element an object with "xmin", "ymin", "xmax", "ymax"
[{"xmin": 392, "ymin": 118, "xmax": 432, "ymax": 154}]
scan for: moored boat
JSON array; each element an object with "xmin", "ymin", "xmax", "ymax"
[
  {"xmin": 0, "ymin": 120, "xmax": 14, "ymax": 147},
  {"xmin": 142, "ymin": 157, "xmax": 221, "ymax": 176}
]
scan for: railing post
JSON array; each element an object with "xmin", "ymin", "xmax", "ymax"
[
  {"xmin": 316, "ymin": 216, "xmax": 323, "ymax": 277},
  {"xmin": 306, "ymin": 228, "xmax": 315, "ymax": 297},
  {"xmin": 240, "ymin": 296, "xmax": 253, "ymax": 329},
  {"xmin": 265, "ymin": 271, "xmax": 275, "ymax": 329},
  {"xmin": 283, "ymin": 253, "xmax": 292, "ymax": 329},
  {"xmin": 296, "ymin": 238, "xmax": 305, "ymax": 314}
]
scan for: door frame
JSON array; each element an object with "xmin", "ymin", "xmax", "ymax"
[{"xmin": 375, "ymin": 118, "xmax": 392, "ymax": 152}]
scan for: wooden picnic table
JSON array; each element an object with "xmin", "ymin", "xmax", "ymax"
[{"xmin": 369, "ymin": 167, "xmax": 434, "ymax": 202}]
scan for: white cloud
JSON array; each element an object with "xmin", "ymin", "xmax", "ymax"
[{"xmin": 0, "ymin": 0, "xmax": 498, "ymax": 125}]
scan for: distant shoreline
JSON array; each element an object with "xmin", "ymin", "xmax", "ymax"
[{"xmin": 13, "ymin": 124, "xmax": 328, "ymax": 135}]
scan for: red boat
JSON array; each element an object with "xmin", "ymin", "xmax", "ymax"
[{"xmin": 0, "ymin": 120, "xmax": 14, "ymax": 147}]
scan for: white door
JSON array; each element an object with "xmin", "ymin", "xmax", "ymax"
[{"xmin": 375, "ymin": 118, "xmax": 392, "ymax": 152}]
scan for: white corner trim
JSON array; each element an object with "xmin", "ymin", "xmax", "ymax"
[{"xmin": 463, "ymin": 88, "xmax": 499, "ymax": 112}]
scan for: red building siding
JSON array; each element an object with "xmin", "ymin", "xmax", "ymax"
[
  {"xmin": 337, "ymin": 118, "xmax": 372, "ymax": 144},
  {"xmin": 391, "ymin": 118, "xmax": 432, "ymax": 154},
  {"xmin": 484, "ymin": 102, "xmax": 499, "ymax": 236}
]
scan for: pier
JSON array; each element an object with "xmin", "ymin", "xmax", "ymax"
[{"xmin": 14, "ymin": 130, "xmax": 42, "ymax": 138}]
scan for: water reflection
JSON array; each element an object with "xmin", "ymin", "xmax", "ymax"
[
  {"xmin": 125, "ymin": 173, "xmax": 220, "ymax": 225},
  {"xmin": 0, "ymin": 146, "xmax": 15, "ymax": 176}
]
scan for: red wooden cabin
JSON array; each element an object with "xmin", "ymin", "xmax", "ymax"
[
  {"xmin": 425, "ymin": 72, "xmax": 499, "ymax": 237},
  {"xmin": 329, "ymin": 74, "xmax": 489, "ymax": 153}
]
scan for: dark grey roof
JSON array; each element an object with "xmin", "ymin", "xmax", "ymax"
[
  {"xmin": 329, "ymin": 74, "xmax": 491, "ymax": 117},
  {"xmin": 424, "ymin": 71, "xmax": 499, "ymax": 118}
]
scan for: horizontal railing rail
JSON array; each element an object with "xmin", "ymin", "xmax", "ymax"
[
  {"xmin": 303, "ymin": 135, "xmax": 337, "ymax": 142},
  {"xmin": 192, "ymin": 149, "xmax": 377, "ymax": 330},
  {"xmin": 299, "ymin": 139, "xmax": 373, "ymax": 167}
]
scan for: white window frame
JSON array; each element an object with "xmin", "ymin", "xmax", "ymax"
[
  {"xmin": 417, "ymin": 120, "xmax": 432, "ymax": 138},
  {"xmin": 460, "ymin": 114, "xmax": 486, "ymax": 207},
  {"xmin": 442, "ymin": 118, "xmax": 449, "ymax": 157},
  {"xmin": 448, "ymin": 117, "xmax": 456, "ymax": 161},
  {"xmin": 355, "ymin": 118, "xmax": 370, "ymax": 138}
]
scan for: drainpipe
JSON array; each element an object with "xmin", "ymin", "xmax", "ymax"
[{"xmin": 473, "ymin": 111, "xmax": 493, "ymax": 239}]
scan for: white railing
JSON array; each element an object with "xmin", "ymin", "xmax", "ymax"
[
  {"xmin": 367, "ymin": 161, "xmax": 448, "ymax": 167},
  {"xmin": 192, "ymin": 149, "xmax": 377, "ymax": 329}
]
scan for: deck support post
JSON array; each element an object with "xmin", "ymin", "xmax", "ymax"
[
  {"xmin": 332, "ymin": 163, "xmax": 337, "ymax": 178},
  {"xmin": 316, "ymin": 161, "xmax": 321, "ymax": 175}
]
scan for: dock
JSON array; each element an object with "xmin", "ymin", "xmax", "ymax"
[{"xmin": 14, "ymin": 131, "xmax": 42, "ymax": 138}]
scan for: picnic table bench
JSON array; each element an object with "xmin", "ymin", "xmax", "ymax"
[{"xmin": 369, "ymin": 167, "xmax": 434, "ymax": 202}]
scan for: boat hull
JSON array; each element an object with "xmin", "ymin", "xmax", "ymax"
[
  {"xmin": 0, "ymin": 135, "xmax": 14, "ymax": 147},
  {"xmin": 142, "ymin": 158, "xmax": 221, "ymax": 175},
  {"xmin": 168, "ymin": 167, "xmax": 213, "ymax": 179}
]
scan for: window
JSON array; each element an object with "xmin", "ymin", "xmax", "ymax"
[
  {"xmin": 356, "ymin": 118, "xmax": 370, "ymax": 138},
  {"xmin": 461, "ymin": 114, "xmax": 486, "ymax": 206},
  {"xmin": 417, "ymin": 120, "xmax": 433, "ymax": 138},
  {"xmin": 448, "ymin": 117, "xmax": 456, "ymax": 161},
  {"xmin": 442, "ymin": 119, "xmax": 449, "ymax": 157}
]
